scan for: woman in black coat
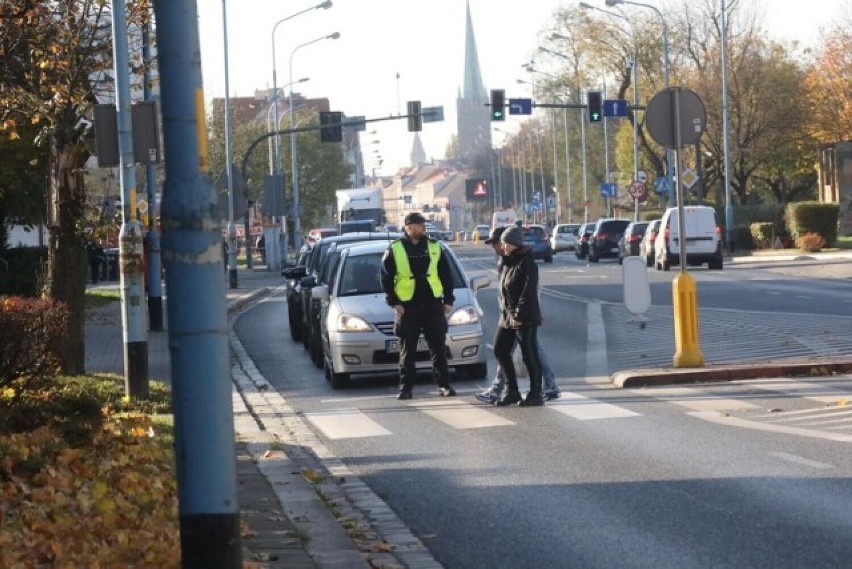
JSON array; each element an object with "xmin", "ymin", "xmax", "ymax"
[{"xmin": 493, "ymin": 226, "xmax": 544, "ymax": 406}]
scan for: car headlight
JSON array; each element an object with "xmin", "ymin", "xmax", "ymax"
[
  {"xmin": 447, "ymin": 305, "xmax": 479, "ymax": 326},
  {"xmin": 336, "ymin": 313, "xmax": 372, "ymax": 332}
]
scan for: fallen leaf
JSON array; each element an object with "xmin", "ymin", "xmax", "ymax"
[
  {"xmin": 838, "ymin": 400, "xmax": 847, "ymax": 407},
  {"xmin": 302, "ymin": 468, "xmax": 324, "ymax": 483},
  {"xmin": 263, "ymin": 450, "xmax": 272, "ymax": 458},
  {"xmin": 767, "ymin": 408, "xmax": 783, "ymax": 413},
  {"xmin": 372, "ymin": 541, "xmax": 395, "ymax": 552}
]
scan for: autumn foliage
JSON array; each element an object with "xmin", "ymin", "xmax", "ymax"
[
  {"xmin": 0, "ymin": 414, "xmax": 180, "ymax": 567},
  {"xmin": 0, "ymin": 296, "xmax": 68, "ymax": 407}
]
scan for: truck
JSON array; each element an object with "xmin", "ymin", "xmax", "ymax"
[
  {"xmin": 335, "ymin": 187, "xmax": 384, "ymax": 233},
  {"xmin": 491, "ymin": 208, "xmax": 519, "ymax": 230}
]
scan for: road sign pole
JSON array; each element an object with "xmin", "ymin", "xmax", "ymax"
[{"xmin": 671, "ymin": 87, "xmax": 704, "ymax": 368}]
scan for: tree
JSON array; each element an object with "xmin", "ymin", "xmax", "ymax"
[
  {"xmin": 207, "ymin": 104, "xmax": 350, "ymax": 233},
  {"xmin": 0, "ymin": 1, "xmax": 147, "ymax": 373},
  {"xmin": 0, "ymin": 121, "xmax": 49, "ymax": 249},
  {"xmin": 803, "ymin": 24, "xmax": 852, "ymax": 143}
]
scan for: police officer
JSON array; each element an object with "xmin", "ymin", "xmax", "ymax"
[{"xmin": 381, "ymin": 212, "xmax": 456, "ymax": 400}]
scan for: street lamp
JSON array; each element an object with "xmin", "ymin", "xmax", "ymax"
[
  {"xmin": 721, "ymin": 0, "xmax": 734, "ymax": 251},
  {"xmin": 270, "ymin": 2, "xmax": 332, "ymax": 259},
  {"xmin": 518, "ymin": 77, "xmax": 548, "ymax": 224},
  {"xmin": 606, "ymin": 0, "xmax": 673, "ymax": 208},
  {"xmin": 290, "ymin": 31, "xmax": 340, "ymax": 248},
  {"xmin": 267, "ymin": 77, "xmax": 308, "ymax": 174},
  {"xmin": 579, "ymin": 1, "xmax": 641, "ymax": 220}
]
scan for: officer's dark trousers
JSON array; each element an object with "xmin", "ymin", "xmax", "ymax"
[
  {"xmin": 493, "ymin": 325, "xmax": 542, "ymax": 393},
  {"xmin": 396, "ymin": 300, "xmax": 450, "ymax": 390}
]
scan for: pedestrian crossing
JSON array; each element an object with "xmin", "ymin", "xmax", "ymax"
[{"xmin": 301, "ymin": 377, "xmax": 852, "ymax": 441}]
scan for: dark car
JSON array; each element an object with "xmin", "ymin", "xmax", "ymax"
[
  {"xmin": 640, "ymin": 219, "xmax": 661, "ymax": 267},
  {"xmin": 521, "ymin": 225, "xmax": 553, "ymax": 263},
  {"xmin": 588, "ymin": 218, "xmax": 631, "ymax": 263},
  {"xmin": 617, "ymin": 221, "xmax": 649, "ymax": 264},
  {"xmin": 299, "ymin": 232, "xmax": 402, "ymax": 359},
  {"xmin": 282, "ymin": 245, "xmax": 312, "ymax": 342},
  {"xmin": 574, "ymin": 222, "xmax": 595, "ymax": 260}
]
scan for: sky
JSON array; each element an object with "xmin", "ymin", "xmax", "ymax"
[{"xmin": 196, "ymin": 0, "xmax": 849, "ymax": 177}]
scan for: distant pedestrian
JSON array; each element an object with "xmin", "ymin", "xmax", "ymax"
[
  {"xmin": 381, "ymin": 212, "xmax": 457, "ymax": 400},
  {"xmin": 475, "ymin": 226, "xmax": 560, "ymax": 404},
  {"xmin": 86, "ymin": 239, "xmax": 105, "ymax": 284},
  {"xmin": 491, "ymin": 226, "xmax": 544, "ymax": 406},
  {"xmin": 223, "ymin": 238, "xmax": 229, "ymax": 272}
]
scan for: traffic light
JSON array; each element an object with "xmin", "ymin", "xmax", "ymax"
[
  {"xmin": 407, "ymin": 100, "xmax": 422, "ymax": 132},
  {"xmin": 587, "ymin": 91, "xmax": 602, "ymax": 123},
  {"xmin": 490, "ymin": 89, "xmax": 505, "ymax": 121},
  {"xmin": 319, "ymin": 111, "xmax": 343, "ymax": 142}
]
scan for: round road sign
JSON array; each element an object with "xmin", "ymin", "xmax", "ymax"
[
  {"xmin": 627, "ymin": 181, "xmax": 647, "ymax": 200},
  {"xmin": 645, "ymin": 87, "xmax": 707, "ymax": 147}
]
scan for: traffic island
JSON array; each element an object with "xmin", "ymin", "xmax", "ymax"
[{"xmin": 612, "ymin": 356, "xmax": 852, "ymax": 388}]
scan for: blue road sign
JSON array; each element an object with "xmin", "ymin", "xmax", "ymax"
[
  {"xmin": 508, "ymin": 98, "xmax": 533, "ymax": 115},
  {"xmin": 600, "ymin": 183, "xmax": 618, "ymax": 198},
  {"xmin": 654, "ymin": 176, "xmax": 670, "ymax": 194},
  {"xmin": 604, "ymin": 100, "xmax": 628, "ymax": 117},
  {"xmin": 422, "ymin": 106, "xmax": 444, "ymax": 122}
]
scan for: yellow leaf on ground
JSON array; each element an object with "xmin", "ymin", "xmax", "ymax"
[{"xmin": 302, "ymin": 468, "xmax": 324, "ymax": 483}]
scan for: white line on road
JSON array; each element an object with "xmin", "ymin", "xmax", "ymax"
[
  {"xmin": 408, "ymin": 400, "xmax": 515, "ymax": 429},
  {"xmin": 585, "ymin": 302, "xmax": 610, "ymax": 384},
  {"xmin": 548, "ymin": 392, "xmax": 640, "ymax": 420},
  {"xmin": 769, "ymin": 452, "xmax": 834, "ymax": 470},
  {"xmin": 688, "ymin": 411, "xmax": 852, "ymax": 443},
  {"xmin": 642, "ymin": 386, "xmax": 758, "ymax": 412},
  {"xmin": 303, "ymin": 408, "xmax": 392, "ymax": 439}
]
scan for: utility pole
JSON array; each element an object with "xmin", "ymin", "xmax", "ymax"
[
  {"xmin": 151, "ymin": 0, "xmax": 241, "ymax": 565},
  {"xmin": 111, "ymin": 0, "xmax": 148, "ymax": 398},
  {"xmin": 142, "ymin": 17, "xmax": 163, "ymax": 332}
]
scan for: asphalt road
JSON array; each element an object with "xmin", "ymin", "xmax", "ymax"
[{"xmin": 234, "ymin": 250, "xmax": 852, "ymax": 568}]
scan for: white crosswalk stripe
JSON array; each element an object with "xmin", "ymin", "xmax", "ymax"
[
  {"xmin": 303, "ymin": 408, "xmax": 392, "ymax": 439},
  {"xmin": 639, "ymin": 386, "xmax": 759, "ymax": 412},
  {"xmin": 408, "ymin": 400, "xmax": 515, "ymax": 429},
  {"xmin": 548, "ymin": 391, "xmax": 641, "ymax": 420}
]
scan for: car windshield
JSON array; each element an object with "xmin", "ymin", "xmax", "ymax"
[
  {"xmin": 337, "ymin": 249, "xmax": 466, "ymax": 297},
  {"xmin": 522, "ymin": 227, "xmax": 545, "ymax": 241}
]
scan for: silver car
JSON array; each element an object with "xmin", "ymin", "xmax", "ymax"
[
  {"xmin": 550, "ymin": 223, "xmax": 580, "ymax": 253},
  {"xmin": 312, "ymin": 241, "xmax": 490, "ymax": 389}
]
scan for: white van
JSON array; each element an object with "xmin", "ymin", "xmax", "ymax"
[{"xmin": 654, "ymin": 205, "xmax": 723, "ymax": 270}]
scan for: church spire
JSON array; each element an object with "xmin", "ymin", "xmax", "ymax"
[
  {"xmin": 410, "ymin": 133, "xmax": 427, "ymax": 167},
  {"xmin": 462, "ymin": 0, "xmax": 487, "ymax": 101}
]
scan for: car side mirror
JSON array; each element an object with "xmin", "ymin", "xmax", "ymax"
[
  {"xmin": 470, "ymin": 275, "xmax": 490, "ymax": 291},
  {"xmin": 300, "ymin": 275, "xmax": 316, "ymax": 288},
  {"xmin": 282, "ymin": 266, "xmax": 307, "ymax": 279},
  {"xmin": 311, "ymin": 285, "xmax": 329, "ymax": 301}
]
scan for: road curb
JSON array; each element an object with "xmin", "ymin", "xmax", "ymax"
[
  {"xmin": 227, "ymin": 287, "xmax": 272, "ymax": 314},
  {"xmin": 612, "ymin": 356, "xmax": 852, "ymax": 388}
]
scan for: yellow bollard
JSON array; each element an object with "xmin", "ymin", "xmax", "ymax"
[
  {"xmin": 672, "ymin": 271, "xmax": 704, "ymax": 367},
  {"xmin": 474, "ymin": 230, "xmax": 479, "ymax": 244}
]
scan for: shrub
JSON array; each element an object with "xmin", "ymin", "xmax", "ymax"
[
  {"xmin": 785, "ymin": 202, "xmax": 839, "ymax": 246},
  {"xmin": 0, "ymin": 246, "xmax": 48, "ymax": 297},
  {"xmin": 730, "ymin": 227, "xmax": 755, "ymax": 251},
  {"xmin": 796, "ymin": 232, "xmax": 826, "ymax": 252},
  {"xmin": 750, "ymin": 222, "xmax": 775, "ymax": 249},
  {"xmin": 0, "ymin": 297, "xmax": 69, "ymax": 418}
]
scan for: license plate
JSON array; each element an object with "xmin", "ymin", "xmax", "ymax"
[
  {"xmin": 611, "ymin": 247, "xmax": 619, "ymax": 253},
  {"xmin": 386, "ymin": 338, "xmax": 430, "ymax": 354}
]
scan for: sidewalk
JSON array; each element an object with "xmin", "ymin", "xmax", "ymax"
[{"xmin": 84, "ymin": 267, "xmax": 377, "ymax": 568}]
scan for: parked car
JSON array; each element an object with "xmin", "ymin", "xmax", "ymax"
[
  {"xmin": 286, "ymin": 233, "xmax": 400, "ymax": 345},
  {"xmin": 654, "ymin": 206, "xmax": 723, "ymax": 270},
  {"xmin": 338, "ymin": 220, "xmax": 375, "ymax": 234},
  {"xmin": 306, "ymin": 227, "xmax": 337, "ymax": 244},
  {"xmin": 617, "ymin": 221, "xmax": 649, "ymax": 264},
  {"xmin": 474, "ymin": 224, "xmax": 490, "ymax": 241},
  {"xmin": 550, "ymin": 223, "xmax": 581, "ymax": 253},
  {"xmin": 281, "ymin": 245, "xmax": 312, "ymax": 342},
  {"xmin": 588, "ymin": 218, "xmax": 630, "ymax": 263},
  {"xmin": 574, "ymin": 222, "xmax": 595, "ymax": 259},
  {"xmin": 521, "ymin": 225, "xmax": 553, "ymax": 263},
  {"xmin": 313, "ymin": 241, "xmax": 490, "ymax": 388},
  {"xmin": 640, "ymin": 219, "xmax": 661, "ymax": 267}
]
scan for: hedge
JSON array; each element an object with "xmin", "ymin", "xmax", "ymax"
[
  {"xmin": 785, "ymin": 202, "xmax": 839, "ymax": 246},
  {"xmin": 0, "ymin": 246, "xmax": 48, "ymax": 297}
]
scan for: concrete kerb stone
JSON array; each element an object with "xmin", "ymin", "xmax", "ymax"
[
  {"xmin": 228, "ymin": 294, "xmax": 438, "ymax": 568},
  {"xmin": 612, "ymin": 356, "xmax": 852, "ymax": 388}
]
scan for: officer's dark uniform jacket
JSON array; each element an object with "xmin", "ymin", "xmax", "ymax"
[
  {"xmin": 498, "ymin": 246, "xmax": 542, "ymax": 329},
  {"xmin": 381, "ymin": 236, "xmax": 455, "ymax": 307}
]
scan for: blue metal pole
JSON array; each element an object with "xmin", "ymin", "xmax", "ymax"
[
  {"xmin": 150, "ymin": 0, "xmax": 241, "ymax": 565},
  {"xmin": 142, "ymin": 18, "xmax": 163, "ymax": 332},
  {"xmin": 112, "ymin": 0, "xmax": 148, "ymax": 397}
]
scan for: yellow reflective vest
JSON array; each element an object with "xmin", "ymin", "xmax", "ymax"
[{"xmin": 390, "ymin": 240, "xmax": 444, "ymax": 302}]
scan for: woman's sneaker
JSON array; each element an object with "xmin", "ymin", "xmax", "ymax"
[
  {"xmin": 542, "ymin": 388, "xmax": 561, "ymax": 401},
  {"xmin": 474, "ymin": 386, "xmax": 501, "ymax": 404}
]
